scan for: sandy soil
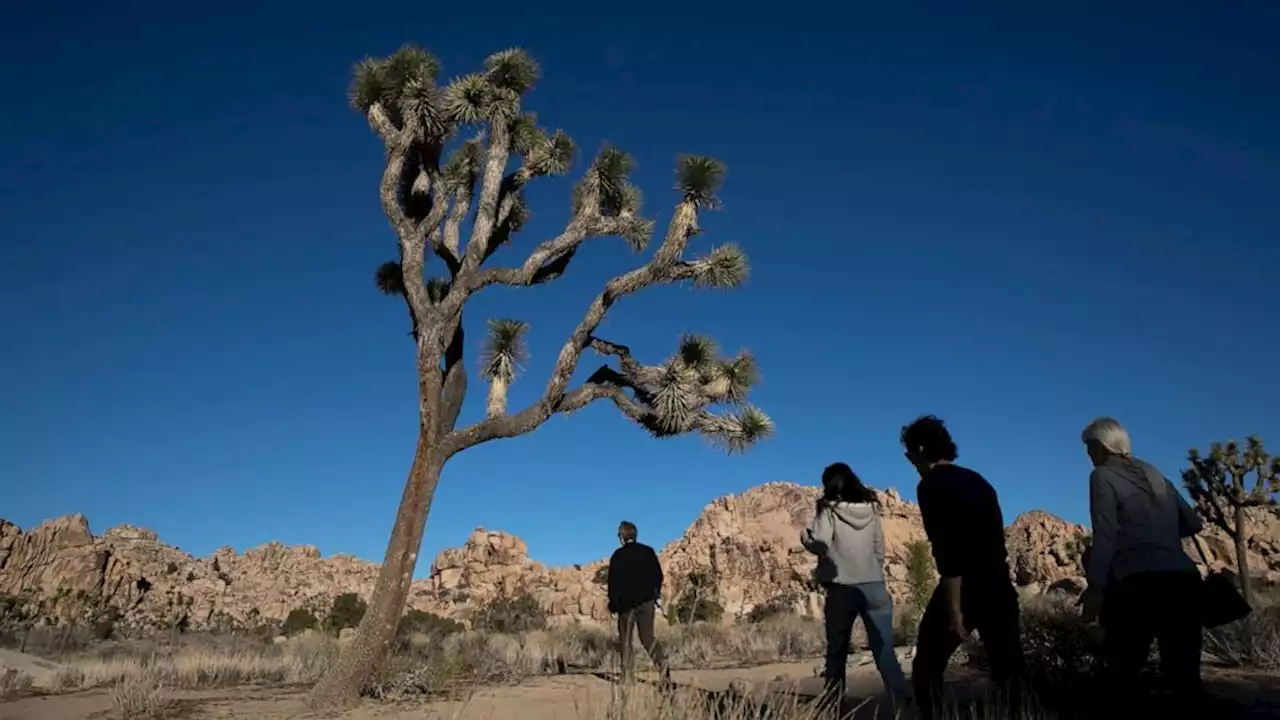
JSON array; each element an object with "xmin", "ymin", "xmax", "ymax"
[
  {"xmin": 0, "ymin": 662, "xmax": 888, "ymax": 720},
  {"xmin": 4, "ymin": 663, "xmax": 1280, "ymax": 720}
]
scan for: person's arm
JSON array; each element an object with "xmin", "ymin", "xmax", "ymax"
[
  {"xmin": 872, "ymin": 514, "xmax": 886, "ymax": 571},
  {"xmin": 1087, "ymin": 469, "xmax": 1119, "ymax": 592},
  {"xmin": 802, "ymin": 505, "xmax": 834, "ymax": 555},
  {"xmin": 606, "ymin": 550, "xmax": 621, "ymax": 613},
  {"xmin": 918, "ymin": 480, "xmax": 962, "ymax": 580},
  {"xmin": 1171, "ymin": 480, "xmax": 1204, "ymax": 538},
  {"xmin": 649, "ymin": 547, "xmax": 664, "ymax": 601}
]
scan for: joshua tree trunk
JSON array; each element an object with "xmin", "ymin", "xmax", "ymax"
[
  {"xmin": 309, "ymin": 432, "xmax": 441, "ymax": 706},
  {"xmin": 1235, "ymin": 503, "xmax": 1253, "ymax": 608}
]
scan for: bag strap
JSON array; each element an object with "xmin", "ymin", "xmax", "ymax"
[
  {"xmin": 1133, "ymin": 459, "xmax": 1212, "ymax": 572},
  {"xmin": 1191, "ymin": 534, "xmax": 1212, "ymax": 569}
]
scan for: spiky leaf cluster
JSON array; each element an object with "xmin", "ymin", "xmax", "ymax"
[
  {"xmin": 480, "ymin": 319, "xmax": 531, "ymax": 382},
  {"xmin": 676, "ymin": 155, "xmax": 726, "ymax": 210},
  {"xmin": 601, "ymin": 334, "xmax": 772, "ymax": 452}
]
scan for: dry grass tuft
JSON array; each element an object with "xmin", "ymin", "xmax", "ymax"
[
  {"xmin": 54, "ymin": 631, "xmax": 339, "ymax": 691},
  {"xmin": 110, "ymin": 668, "xmax": 178, "ymax": 719},
  {"xmin": 1206, "ymin": 602, "xmax": 1280, "ymax": 670},
  {"xmin": 0, "ymin": 667, "xmax": 34, "ymax": 699}
]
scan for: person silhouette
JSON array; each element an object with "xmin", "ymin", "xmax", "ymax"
[
  {"xmin": 607, "ymin": 520, "xmax": 670, "ymax": 684},
  {"xmin": 901, "ymin": 415, "xmax": 1026, "ymax": 720}
]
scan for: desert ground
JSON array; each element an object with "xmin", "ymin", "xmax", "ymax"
[{"xmin": 4, "ymin": 598, "xmax": 1280, "ymax": 720}]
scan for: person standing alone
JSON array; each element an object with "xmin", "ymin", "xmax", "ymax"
[
  {"xmin": 607, "ymin": 521, "xmax": 670, "ymax": 684},
  {"xmin": 901, "ymin": 415, "xmax": 1026, "ymax": 719}
]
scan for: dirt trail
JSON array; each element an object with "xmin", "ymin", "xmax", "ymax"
[{"xmin": 4, "ymin": 664, "xmax": 1280, "ymax": 720}]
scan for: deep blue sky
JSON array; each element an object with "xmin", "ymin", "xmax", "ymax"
[{"xmin": 3, "ymin": 2, "xmax": 1278, "ymax": 576}]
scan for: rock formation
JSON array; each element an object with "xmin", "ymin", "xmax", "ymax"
[{"xmin": 2, "ymin": 482, "xmax": 1275, "ymax": 634}]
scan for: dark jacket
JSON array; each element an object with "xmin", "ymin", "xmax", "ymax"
[
  {"xmin": 607, "ymin": 540, "xmax": 664, "ymax": 614},
  {"xmin": 917, "ymin": 463, "xmax": 1012, "ymax": 583},
  {"xmin": 1087, "ymin": 455, "xmax": 1202, "ymax": 593}
]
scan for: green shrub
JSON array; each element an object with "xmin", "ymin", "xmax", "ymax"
[
  {"xmin": 668, "ymin": 571, "xmax": 724, "ymax": 625},
  {"xmin": 472, "ymin": 590, "xmax": 547, "ymax": 634},
  {"xmin": 744, "ymin": 593, "xmax": 799, "ymax": 624},
  {"xmin": 91, "ymin": 607, "xmax": 121, "ymax": 641},
  {"xmin": 965, "ymin": 596, "xmax": 1103, "ymax": 709},
  {"xmin": 398, "ymin": 609, "xmax": 464, "ymax": 639},
  {"xmin": 323, "ymin": 593, "xmax": 368, "ymax": 635},
  {"xmin": 281, "ymin": 608, "xmax": 318, "ymax": 636},
  {"xmin": 904, "ymin": 539, "xmax": 936, "ymax": 612}
]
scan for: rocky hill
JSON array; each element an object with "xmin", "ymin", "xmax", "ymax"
[{"xmin": 2, "ymin": 482, "xmax": 1276, "ymax": 633}]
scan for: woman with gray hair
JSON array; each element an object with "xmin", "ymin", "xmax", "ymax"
[{"xmin": 1079, "ymin": 417, "xmax": 1206, "ymax": 705}]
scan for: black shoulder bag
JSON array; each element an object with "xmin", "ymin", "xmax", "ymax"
[{"xmin": 1190, "ymin": 534, "xmax": 1252, "ymax": 628}]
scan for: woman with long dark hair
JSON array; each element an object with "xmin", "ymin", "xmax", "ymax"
[{"xmin": 801, "ymin": 462, "xmax": 909, "ymax": 712}]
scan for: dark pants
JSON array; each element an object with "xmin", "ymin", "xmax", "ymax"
[
  {"xmin": 617, "ymin": 601, "xmax": 667, "ymax": 680},
  {"xmin": 912, "ymin": 577, "xmax": 1026, "ymax": 720},
  {"xmin": 1101, "ymin": 571, "xmax": 1203, "ymax": 698},
  {"xmin": 821, "ymin": 582, "xmax": 909, "ymax": 708}
]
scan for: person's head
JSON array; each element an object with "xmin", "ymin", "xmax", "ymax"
[
  {"xmin": 617, "ymin": 521, "xmax": 638, "ymax": 546},
  {"xmin": 900, "ymin": 415, "xmax": 959, "ymax": 476},
  {"xmin": 820, "ymin": 462, "xmax": 878, "ymax": 505},
  {"xmin": 1080, "ymin": 417, "xmax": 1132, "ymax": 467}
]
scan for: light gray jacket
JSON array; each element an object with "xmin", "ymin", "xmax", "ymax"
[
  {"xmin": 800, "ymin": 502, "xmax": 886, "ymax": 586},
  {"xmin": 1088, "ymin": 455, "xmax": 1203, "ymax": 592}
]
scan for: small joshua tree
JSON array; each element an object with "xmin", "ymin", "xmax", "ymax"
[
  {"xmin": 309, "ymin": 45, "xmax": 772, "ymax": 707},
  {"xmin": 1183, "ymin": 436, "xmax": 1280, "ymax": 607}
]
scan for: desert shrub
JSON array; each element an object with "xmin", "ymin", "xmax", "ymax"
[
  {"xmin": 744, "ymin": 593, "xmax": 799, "ymax": 624},
  {"xmin": 398, "ymin": 609, "xmax": 464, "ymax": 639},
  {"xmin": 471, "ymin": 589, "xmax": 548, "ymax": 634},
  {"xmin": 668, "ymin": 571, "xmax": 724, "ymax": 625},
  {"xmin": 966, "ymin": 595, "xmax": 1103, "ymax": 708},
  {"xmin": 281, "ymin": 608, "xmax": 318, "ymax": 636},
  {"xmin": 904, "ymin": 540, "xmax": 936, "ymax": 611},
  {"xmin": 0, "ymin": 668, "xmax": 33, "ymax": 699},
  {"xmin": 592, "ymin": 565, "xmax": 609, "ymax": 586},
  {"xmin": 110, "ymin": 670, "xmax": 177, "ymax": 719},
  {"xmin": 1206, "ymin": 601, "xmax": 1280, "ymax": 669},
  {"xmin": 92, "ymin": 607, "xmax": 122, "ymax": 641},
  {"xmin": 322, "ymin": 593, "xmax": 367, "ymax": 635}
]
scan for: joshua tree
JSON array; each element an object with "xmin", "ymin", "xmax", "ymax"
[
  {"xmin": 309, "ymin": 45, "xmax": 772, "ymax": 707},
  {"xmin": 1183, "ymin": 436, "xmax": 1280, "ymax": 607}
]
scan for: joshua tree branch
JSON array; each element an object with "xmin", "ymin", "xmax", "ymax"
[
  {"xmin": 468, "ymin": 215, "xmax": 659, "ymax": 292},
  {"xmin": 458, "ymin": 122, "xmax": 514, "ymax": 277},
  {"xmin": 446, "ymin": 202, "xmax": 700, "ymax": 453},
  {"xmin": 378, "ymin": 139, "xmax": 431, "ymax": 326}
]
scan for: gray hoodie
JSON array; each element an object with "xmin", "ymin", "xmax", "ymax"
[
  {"xmin": 800, "ymin": 502, "xmax": 886, "ymax": 586},
  {"xmin": 1087, "ymin": 455, "xmax": 1203, "ymax": 592}
]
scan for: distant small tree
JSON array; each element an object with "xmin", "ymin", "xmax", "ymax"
[
  {"xmin": 397, "ymin": 608, "xmax": 464, "ymax": 639},
  {"xmin": 904, "ymin": 539, "xmax": 937, "ymax": 629},
  {"xmin": 592, "ymin": 566, "xmax": 609, "ymax": 586},
  {"xmin": 282, "ymin": 608, "xmax": 319, "ymax": 636},
  {"xmin": 1183, "ymin": 436, "xmax": 1280, "ymax": 607},
  {"xmin": 310, "ymin": 44, "xmax": 774, "ymax": 709},
  {"xmin": 744, "ymin": 592, "xmax": 800, "ymax": 624},
  {"xmin": 668, "ymin": 570, "xmax": 723, "ymax": 624},
  {"xmin": 324, "ymin": 593, "xmax": 369, "ymax": 636},
  {"xmin": 471, "ymin": 589, "xmax": 547, "ymax": 634}
]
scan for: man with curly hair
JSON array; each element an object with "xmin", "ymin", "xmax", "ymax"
[{"xmin": 901, "ymin": 415, "xmax": 1026, "ymax": 720}]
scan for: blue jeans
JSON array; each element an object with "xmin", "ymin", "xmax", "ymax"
[{"xmin": 822, "ymin": 581, "xmax": 909, "ymax": 705}]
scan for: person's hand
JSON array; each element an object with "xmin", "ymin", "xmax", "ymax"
[
  {"xmin": 1079, "ymin": 587, "xmax": 1103, "ymax": 624},
  {"xmin": 948, "ymin": 611, "xmax": 969, "ymax": 641}
]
